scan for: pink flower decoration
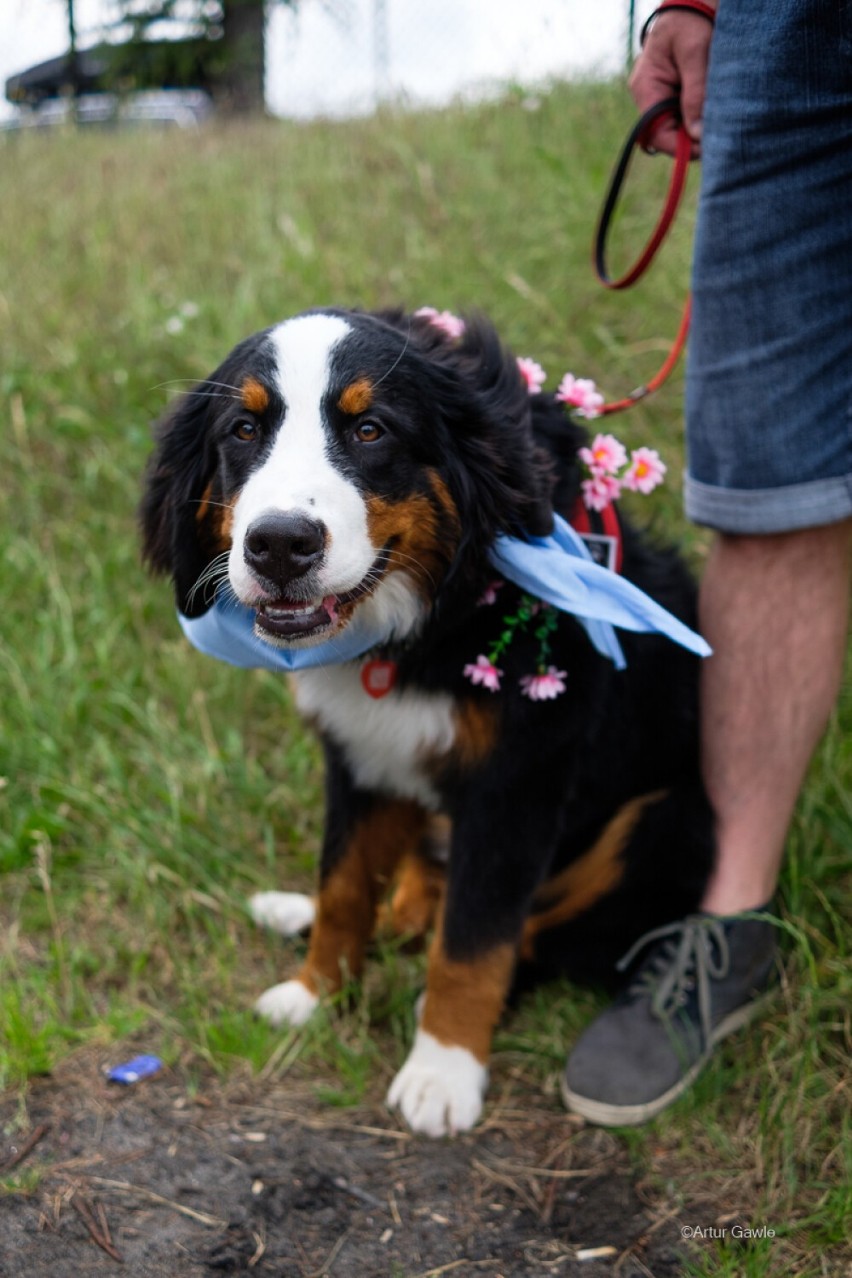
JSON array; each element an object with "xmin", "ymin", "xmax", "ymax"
[
  {"xmin": 555, "ymin": 373, "xmax": 604, "ymax": 419},
  {"xmin": 623, "ymin": 447, "xmax": 667, "ymax": 494},
  {"xmin": 582, "ymin": 473, "xmax": 622, "ymax": 512},
  {"xmin": 463, "ymin": 654, "xmax": 503, "ymax": 692},
  {"xmin": 414, "ymin": 307, "xmax": 466, "ymax": 340},
  {"xmin": 520, "ymin": 667, "xmax": 568, "ymax": 701},
  {"xmin": 477, "ymin": 581, "xmax": 504, "ymax": 607},
  {"xmin": 517, "ymin": 357, "xmax": 547, "ymax": 395},
  {"xmin": 578, "ymin": 432, "xmax": 628, "ymax": 477}
]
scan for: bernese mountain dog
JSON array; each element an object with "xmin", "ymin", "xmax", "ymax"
[{"xmin": 141, "ymin": 307, "xmax": 714, "ymax": 1137}]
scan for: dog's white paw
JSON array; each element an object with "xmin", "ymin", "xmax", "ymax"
[
  {"xmin": 387, "ymin": 1029, "xmax": 488, "ymax": 1137},
  {"xmin": 249, "ymin": 891, "xmax": 316, "ymax": 936},
  {"xmin": 254, "ymin": 979, "xmax": 319, "ymax": 1027}
]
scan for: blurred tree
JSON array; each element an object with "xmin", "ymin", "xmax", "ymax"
[
  {"xmin": 106, "ymin": 0, "xmax": 283, "ymax": 115},
  {"xmin": 54, "ymin": 0, "xmax": 352, "ymax": 116}
]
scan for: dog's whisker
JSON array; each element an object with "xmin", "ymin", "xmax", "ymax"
[
  {"xmin": 151, "ymin": 378, "xmax": 245, "ymax": 394},
  {"xmin": 190, "ymin": 558, "xmax": 229, "ymax": 590},
  {"xmin": 164, "ymin": 389, "xmax": 242, "ymax": 404},
  {"xmin": 371, "ymin": 320, "xmax": 412, "ymax": 391},
  {"xmin": 186, "ymin": 553, "xmax": 232, "ymax": 609},
  {"xmin": 386, "ymin": 548, "xmax": 438, "ymax": 592},
  {"xmin": 188, "ymin": 497, "xmax": 234, "ymax": 511}
]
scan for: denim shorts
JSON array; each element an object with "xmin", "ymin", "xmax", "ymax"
[{"xmin": 684, "ymin": 0, "xmax": 852, "ymax": 533}]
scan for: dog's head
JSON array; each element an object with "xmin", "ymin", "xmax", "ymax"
[{"xmin": 141, "ymin": 308, "xmax": 557, "ymax": 647}]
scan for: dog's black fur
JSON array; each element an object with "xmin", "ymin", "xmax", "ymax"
[{"xmin": 142, "ymin": 308, "xmax": 715, "ymax": 1123}]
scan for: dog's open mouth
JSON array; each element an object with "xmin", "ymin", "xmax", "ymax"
[
  {"xmin": 253, "ymin": 548, "xmax": 389, "ymax": 646},
  {"xmin": 255, "ymin": 594, "xmax": 340, "ymax": 641}
]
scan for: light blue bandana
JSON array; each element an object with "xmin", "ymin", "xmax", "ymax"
[{"xmin": 178, "ymin": 513, "xmax": 711, "ymax": 674}]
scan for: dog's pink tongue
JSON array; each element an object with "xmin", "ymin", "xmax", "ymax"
[{"xmin": 323, "ymin": 596, "xmax": 339, "ymax": 623}]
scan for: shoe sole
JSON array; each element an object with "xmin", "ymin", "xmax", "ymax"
[{"xmin": 561, "ymin": 990, "xmax": 777, "ymax": 1128}]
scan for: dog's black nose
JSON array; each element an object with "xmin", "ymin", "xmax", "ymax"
[{"xmin": 244, "ymin": 512, "xmax": 326, "ymax": 587}]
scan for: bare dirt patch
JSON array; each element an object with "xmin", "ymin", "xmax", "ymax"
[{"xmin": 0, "ymin": 1055, "xmax": 697, "ymax": 1277}]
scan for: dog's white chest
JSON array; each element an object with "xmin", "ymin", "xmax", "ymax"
[{"xmin": 291, "ymin": 665, "xmax": 455, "ymax": 809}]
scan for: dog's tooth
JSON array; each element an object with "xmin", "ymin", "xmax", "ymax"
[{"xmin": 265, "ymin": 600, "xmax": 323, "ymax": 619}]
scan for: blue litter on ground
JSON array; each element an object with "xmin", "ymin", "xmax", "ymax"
[{"xmin": 107, "ymin": 1054, "xmax": 164, "ymax": 1084}]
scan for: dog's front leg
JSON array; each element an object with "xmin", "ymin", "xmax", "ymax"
[
  {"xmin": 387, "ymin": 780, "xmax": 560, "ymax": 1137},
  {"xmin": 387, "ymin": 912, "xmax": 515, "ymax": 1137},
  {"xmin": 255, "ymin": 768, "xmax": 428, "ymax": 1028}
]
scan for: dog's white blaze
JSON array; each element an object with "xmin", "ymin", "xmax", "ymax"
[
  {"xmin": 254, "ymin": 978, "xmax": 319, "ymax": 1027},
  {"xmin": 228, "ymin": 314, "xmax": 376, "ymax": 601},
  {"xmin": 249, "ymin": 891, "xmax": 316, "ymax": 936},
  {"xmin": 292, "ymin": 661, "xmax": 455, "ymax": 810},
  {"xmin": 387, "ymin": 1029, "xmax": 488, "ymax": 1137}
]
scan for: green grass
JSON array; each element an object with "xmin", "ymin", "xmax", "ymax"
[{"xmin": 0, "ymin": 81, "xmax": 849, "ymax": 1276}]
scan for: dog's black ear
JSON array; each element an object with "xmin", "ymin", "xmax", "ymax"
[
  {"xmin": 412, "ymin": 312, "xmax": 557, "ymax": 543},
  {"xmin": 519, "ymin": 454, "xmax": 557, "ymax": 537},
  {"xmin": 140, "ymin": 388, "xmax": 222, "ymax": 618}
]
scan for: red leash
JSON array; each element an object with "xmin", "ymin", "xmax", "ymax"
[{"xmin": 592, "ymin": 96, "xmax": 694, "ymax": 415}]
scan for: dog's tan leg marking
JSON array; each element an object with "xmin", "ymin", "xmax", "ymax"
[
  {"xmin": 298, "ymin": 799, "xmax": 429, "ymax": 996},
  {"xmin": 378, "ymin": 850, "xmax": 446, "ymax": 941},
  {"xmin": 387, "ymin": 911, "xmax": 515, "ymax": 1135},
  {"xmin": 519, "ymin": 790, "xmax": 668, "ymax": 960},
  {"xmin": 419, "ymin": 911, "xmax": 517, "ymax": 1064}
]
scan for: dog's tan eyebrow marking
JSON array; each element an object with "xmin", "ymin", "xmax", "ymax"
[
  {"xmin": 240, "ymin": 376, "xmax": 270, "ymax": 414},
  {"xmin": 337, "ymin": 378, "xmax": 374, "ymax": 415}
]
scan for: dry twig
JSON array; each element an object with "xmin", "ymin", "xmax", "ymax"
[
  {"xmin": 70, "ymin": 1192, "xmax": 124, "ymax": 1263},
  {"xmin": 0, "ymin": 1123, "xmax": 49, "ymax": 1174},
  {"xmin": 85, "ymin": 1175, "xmax": 227, "ymax": 1227}
]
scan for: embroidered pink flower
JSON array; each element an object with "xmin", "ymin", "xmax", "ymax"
[
  {"xmin": 477, "ymin": 581, "xmax": 504, "ymax": 607},
  {"xmin": 623, "ymin": 447, "xmax": 667, "ymax": 494},
  {"xmin": 463, "ymin": 654, "xmax": 503, "ymax": 691},
  {"xmin": 582, "ymin": 473, "xmax": 622, "ymax": 512},
  {"xmin": 555, "ymin": 373, "xmax": 604, "ymax": 419},
  {"xmin": 579, "ymin": 432, "xmax": 628, "ymax": 477},
  {"xmin": 520, "ymin": 667, "xmax": 568, "ymax": 701},
  {"xmin": 414, "ymin": 307, "xmax": 466, "ymax": 340},
  {"xmin": 517, "ymin": 356, "xmax": 547, "ymax": 394}
]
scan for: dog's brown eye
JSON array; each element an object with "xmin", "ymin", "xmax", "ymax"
[
  {"xmin": 354, "ymin": 421, "xmax": 383, "ymax": 444},
  {"xmin": 233, "ymin": 419, "xmax": 257, "ymax": 443}
]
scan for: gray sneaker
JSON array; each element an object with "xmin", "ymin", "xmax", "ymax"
[{"xmin": 562, "ymin": 911, "xmax": 778, "ymax": 1127}]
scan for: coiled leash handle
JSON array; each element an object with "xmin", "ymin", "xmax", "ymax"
[
  {"xmin": 593, "ymin": 97, "xmax": 694, "ymax": 414},
  {"xmin": 594, "ymin": 96, "xmax": 691, "ymax": 290}
]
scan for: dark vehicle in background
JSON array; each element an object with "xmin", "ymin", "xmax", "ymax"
[{"xmin": 3, "ymin": 40, "xmax": 216, "ymax": 130}]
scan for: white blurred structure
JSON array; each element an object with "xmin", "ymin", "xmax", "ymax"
[{"xmin": 267, "ymin": 0, "xmax": 626, "ymax": 118}]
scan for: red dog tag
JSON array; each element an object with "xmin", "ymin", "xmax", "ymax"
[{"xmin": 361, "ymin": 659, "xmax": 398, "ymax": 699}]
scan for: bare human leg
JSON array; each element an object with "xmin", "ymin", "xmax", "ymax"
[{"xmin": 698, "ymin": 520, "xmax": 852, "ymax": 915}]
